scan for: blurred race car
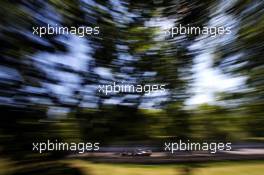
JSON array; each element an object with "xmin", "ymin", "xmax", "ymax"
[{"xmin": 121, "ymin": 149, "xmax": 152, "ymax": 156}]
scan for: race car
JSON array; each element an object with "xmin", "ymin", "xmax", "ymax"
[{"xmin": 121, "ymin": 149, "xmax": 152, "ymax": 156}]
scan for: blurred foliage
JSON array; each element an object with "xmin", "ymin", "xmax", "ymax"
[
  {"xmin": 0, "ymin": 0, "xmax": 263, "ymax": 174},
  {"xmin": 213, "ymin": 0, "xmax": 264, "ymax": 137}
]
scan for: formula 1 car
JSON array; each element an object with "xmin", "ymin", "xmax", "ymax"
[{"xmin": 121, "ymin": 149, "xmax": 152, "ymax": 156}]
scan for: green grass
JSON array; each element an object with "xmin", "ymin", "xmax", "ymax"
[
  {"xmin": 1, "ymin": 159, "xmax": 263, "ymax": 175},
  {"xmin": 0, "ymin": 158, "xmax": 13, "ymax": 175},
  {"xmin": 69, "ymin": 160, "xmax": 264, "ymax": 175}
]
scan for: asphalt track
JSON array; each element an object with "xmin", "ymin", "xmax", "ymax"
[{"xmin": 71, "ymin": 148, "xmax": 264, "ymax": 164}]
